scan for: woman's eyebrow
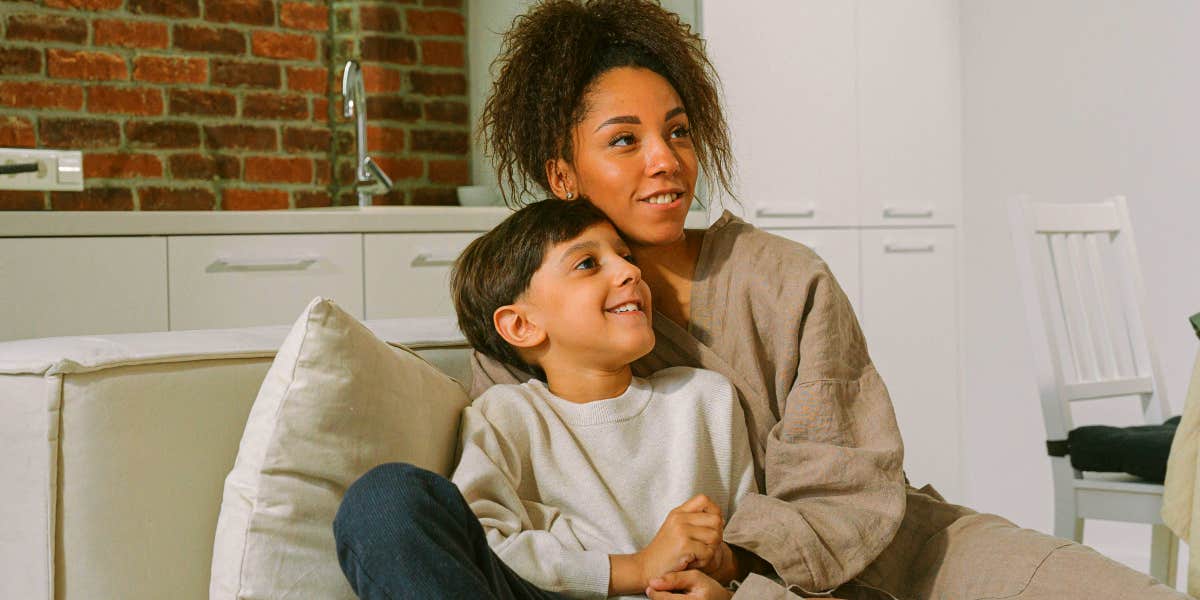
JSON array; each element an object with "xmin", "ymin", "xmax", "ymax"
[
  {"xmin": 594, "ymin": 115, "xmax": 639, "ymax": 132},
  {"xmin": 665, "ymin": 106, "xmax": 686, "ymax": 120}
]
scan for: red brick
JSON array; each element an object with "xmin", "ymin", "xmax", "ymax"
[
  {"xmin": 411, "ymin": 186, "xmax": 457, "ymax": 206},
  {"xmin": 372, "ymin": 156, "xmax": 422, "ymax": 181},
  {"xmin": 420, "ymin": 40, "xmax": 463, "ymax": 67},
  {"xmin": 0, "ymin": 116, "xmax": 35, "ymax": 147},
  {"xmin": 134, "ymin": 56, "xmax": 206, "ymax": 84},
  {"xmin": 0, "ymin": 82, "xmax": 82, "ymax": 110},
  {"xmin": 0, "ymin": 191, "xmax": 45, "ymax": 211},
  {"xmin": 428, "ymin": 159, "xmax": 468, "ymax": 185},
  {"xmin": 361, "ymin": 37, "xmax": 417, "ymax": 65},
  {"xmin": 370, "ymin": 189, "xmax": 407, "ymax": 206},
  {"xmin": 243, "ymin": 93, "xmax": 308, "ymax": 120},
  {"xmin": 366, "ymin": 125, "xmax": 404, "ymax": 153},
  {"xmin": 361, "ymin": 5, "xmax": 400, "ymax": 31},
  {"xmin": 169, "ymin": 89, "xmax": 236, "ymax": 116},
  {"xmin": 223, "ymin": 189, "xmax": 288, "ymax": 210},
  {"xmin": 6, "ymin": 14, "xmax": 87, "ymax": 44},
  {"xmin": 169, "ymin": 153, "xmax": 239, "ymax": 179},
  {"xmin": 89, "ymin": 86, "xmax": 163, "ymax": 115},
  {"xmin": 0, "ymin": 47, "xmax": 41, "ymax": 75},
  {"xmin": 423, "ymin": 0, "xmax": 461, "ymax": 7},
  {"xmin": 314, "ymin": 158, "xmax": 331, "ymax": 184},
  {"xmin": 283, "ymin": 127, "xmax": 330, "ymax": 152},
  {"xmin": 287, "ymin": 66, "xmax": 327, "ymax": 94},
  {"xmin": 46, "ymin": 0, "xmax": 123, "ymax": 8},
  {"xmin": 94, "ymin": 20, "xmax": 168, "ymax": 49},
  {"xmin": 361, "ymin": 64, "xmax": 401, "ymax": 94},
  {"xmin": 40, "ymin": 118, "xmax": 120, "ymax": 148},
  {"xmin": 295, "ymin": 190, "xmax": 331, "ymax": 208},
  {"xmin": 365, "ymin": 96, "xmax": 421, "ymax": 121},
  {"xmin": 141, "ymin": 187, "xmax": 216, "ymax": 210},
  {"xmin": 251, "ymin": 31, "xmax": 317, "ymax": 61},
  {"xmin": 204, "ymin": 124, "xmax": 276, "ymax": 151},
  {"xmin": 406, "ymin": 9, "xmax": 463, "ymax": 36},
  {"xmin": 281, "ymin": 2, "xmax": 328, "ymax": 31},
  {"xmin": 312, "ymin": 97, "xmax": 329, "ymax": 122},
  {"xmin": 212, "ymin": 59, "xmax": 280, "ymax": 89},
  {"xmin": 126, "ymin": 121, "xmax": 201, "ymax": 149},
  {"xmin": 48, "ymin": 49, "xmax": 128, "ymax": 81},
  {"xmin": 410, "ymin": 71, "xmax": 465, "ymax": 96},
  {"xmin": 424, "ymin": 100, "xmax": 467, "ymax": 124},
  {"xmin": 411, "ymin": 129, "xmax": 467, "ymax": 154},
  {"xmin": 130, "ymin": 0, "xmax": 200, "ymax": 18},
  {"xmin": 173, "ymin": 25, "xmax": 244, "ymax": 54},
  {"xmin": 205, "ymin": 0, "xmax": 274, "ymax": 26},
  {"xmin": 84, "ymin": 153, "xmax": 163, "ymax": 178},
  {"xmin": 245, "ymin": 156, "xmax": 311, "ymax": 183},
  {"xmin": 50, "ymin": 188, "xmax": 134, "ymax": 210}
]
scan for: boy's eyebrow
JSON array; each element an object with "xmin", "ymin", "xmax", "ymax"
[
  {"xmin": 557, "ymin": 240, "xmax": 599, "ymax": 264},
  {"xmin": 593, "ymin": 107, "xmax": 687, "ymax": 132}
]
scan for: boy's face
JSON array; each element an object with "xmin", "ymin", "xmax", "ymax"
[{"xmin": 518, "ymin": 222, "xmax": 655, "ymax": 370}]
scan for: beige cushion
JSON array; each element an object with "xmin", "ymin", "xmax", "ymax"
[{"xmin": 209, "ymin": 297, "xmax": 470, "ymax": 599}]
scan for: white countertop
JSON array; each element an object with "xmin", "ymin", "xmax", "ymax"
[
  {"xmin": 0, "ymin": 206, "xmax": 517, "ymax": 237},
  {"xmin": 0, "ymin": 206, "xmax": 713, "ymax": 237}
]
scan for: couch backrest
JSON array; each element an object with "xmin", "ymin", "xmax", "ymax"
[{"xmin": 0, "ymin": 320, "xmax": 471, "ymax": 600}]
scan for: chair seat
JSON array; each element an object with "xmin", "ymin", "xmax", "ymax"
[
  {"xmin": 1075, "ymin": 472, "xmax": 1165, "ymax": 494},
  {"xmin": 1075, "ymin": 472, "xmax": 1165, "ymax": 524}
]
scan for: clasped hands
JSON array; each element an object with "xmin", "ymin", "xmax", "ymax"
[{"xmin": 609, "ymin": 494, "xmax": 738, "ymax": 599}]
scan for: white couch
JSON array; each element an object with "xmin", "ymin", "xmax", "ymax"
[{"xmin": 0, "ymin": 320, "xmax": 473, "ymax": 600}]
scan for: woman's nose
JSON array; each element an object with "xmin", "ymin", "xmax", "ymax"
[{"xmin": 645, "ymin": 135, "xmax": 681, "ymax": 176}]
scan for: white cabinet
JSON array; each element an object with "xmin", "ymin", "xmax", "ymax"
[
  {"xmin": 861, "ymin": 228, "xmax": 959, "ymax": 499},
  {"xmin": 766, "ymin": 229, "xmax": 861, "ymax": 316},
  {"xmin": 364, "ymin": 233, "xmax": 482, "ymax": 319},
  {"xmin": 167, "ymin": 234, "xmax": 364, "ymax": 330},
  {"xmin": 857, "ymin": 0, "xmax": 961, "ymax": 227},
  {"xmin": 0, "ymin": 237, "xmax": 168, "ymax": 341}
]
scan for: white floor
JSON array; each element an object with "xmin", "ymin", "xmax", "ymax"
[{"xmin": 1084, "ymin": 520, "xmax": 1190, "ymax": 595}]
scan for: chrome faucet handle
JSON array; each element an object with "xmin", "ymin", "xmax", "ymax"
[{"xmin": 361, "ymin": 156, "xmax": 394, "ymax": 193}]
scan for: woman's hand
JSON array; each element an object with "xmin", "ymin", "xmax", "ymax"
[
  {"xmin": 646, "ymin": 570, "xmax": 733, "ymax": 600},
  {"xmin": 636, "ymin": 494, "xmax": 726, "ymax": 584}
]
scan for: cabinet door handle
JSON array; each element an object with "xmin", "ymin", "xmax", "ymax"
[
  {"xmin": 411, "ymin": 252, "xmax": 458, "ymax": 268},
  {"xmin": 206, "ymin": 256, "xmax": 318, "ymax": 272},
  {"xmin": 884, "ymin": 242, "xmax": 936, "ymax": 254},
  {"xmin": 882, "ymin": 206, "xmax": 934, "ymax": 219},
  {"xmin": 757, "ymin": 207, "xmax": 815, "ymax": 219}
]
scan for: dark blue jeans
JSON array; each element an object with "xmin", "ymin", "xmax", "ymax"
[{"xmin": 333, "ymin": 462, "xmax": 572, "ymax": 600}]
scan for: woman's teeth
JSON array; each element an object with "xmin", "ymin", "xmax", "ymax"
[
  {"xmin": 610, "ymin": 302, "xmax": 640, "ymax": 313},
  {"xmin": 644, "ymin": 193, "xmax": 676, "ymax": 205}
]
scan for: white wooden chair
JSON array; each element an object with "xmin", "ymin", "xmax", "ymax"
[{"xmin": 1009, "ymin": 195, "xmax": 1178, "ymax": 585}]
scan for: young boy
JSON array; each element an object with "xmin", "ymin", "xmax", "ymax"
[{"xmin": 449, "ymin": 199, "xmax": 757, "ymax": 599}]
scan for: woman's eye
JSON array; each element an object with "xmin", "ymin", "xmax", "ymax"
[
  {"xmin": 610, "ymin": 134, "xmax": 635, "ymax": 147},
  {"xmin": 574, "ymin": 257, "xmax": 597, "ymax": 270},
  {"xmin": 671, "ymin": 125, "xmax": 691, "ymax": 139},
  {"xmin": 622, "ymin": 254, "xmax": 637, "ymax": 265}
]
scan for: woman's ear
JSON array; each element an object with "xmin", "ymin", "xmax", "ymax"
[
  {"xmin": 494, "ymin": 304, "xmax": 547, "ymax": 350},
  {"xmin": 544, "ymin": 158, "xmax": 578, "ymax": 200}
]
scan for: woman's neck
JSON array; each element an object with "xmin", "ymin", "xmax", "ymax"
[{"xmin": 632, "ymin": 230, "xmax": 703, "ymax": 328}]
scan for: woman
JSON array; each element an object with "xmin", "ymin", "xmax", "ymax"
[{"xmin": 338, "ymin": 1, "xmax": 1184, "ymax": 598}]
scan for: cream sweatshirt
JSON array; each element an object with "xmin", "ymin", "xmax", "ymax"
[{"xmin": 451, "ymin": 366, "xmax": 756, "ymax": 599}]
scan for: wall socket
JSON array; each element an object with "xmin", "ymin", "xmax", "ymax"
[{"xmin": 0, "ymin": 148, "xmax": 84, "ymax": 191}]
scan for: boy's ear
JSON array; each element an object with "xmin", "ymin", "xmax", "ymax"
[
  {"xmin": 494, "ymin": 303, "xmax": 547, "ymax": 350},
  {"xmin": 544, "ymin": 158, "xmax": 577, "ymax": 201}
]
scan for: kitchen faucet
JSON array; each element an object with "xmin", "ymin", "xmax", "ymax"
[{"xmin": 341, "ymin": 59, "xmax": 394, "ymax": 207}]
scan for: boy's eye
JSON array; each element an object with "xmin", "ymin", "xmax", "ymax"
[
  {"xmin": 609, "ymin": 134, "xmax": 635, "ymax": 147},
  {"xmin": 574, "ymin": 257, "xmax": 597, "ymax": 270}
]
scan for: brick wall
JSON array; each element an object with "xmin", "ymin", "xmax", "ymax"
[{"xmin": 0, "ymin": 0, "xmax": 469, "ymax": 210}]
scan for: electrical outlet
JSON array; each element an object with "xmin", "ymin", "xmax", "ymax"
[{"xmin": 0, "ymin": 148, "xmax": 84, "ymax": 191}]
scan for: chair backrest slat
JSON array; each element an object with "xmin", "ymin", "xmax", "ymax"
[{"xmin": 1083, "ymin": 232, "xmax": 1122, "ymax": 380}]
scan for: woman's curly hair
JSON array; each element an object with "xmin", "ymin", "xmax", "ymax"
[{"xmin": 480, "ymin": 0, "xmax": 735, "ymax": 207}]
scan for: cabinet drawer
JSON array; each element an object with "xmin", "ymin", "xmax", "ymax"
[
  {"xmin": 168, "ymin": 234, "xmax": 363, "ymax": 330},
  {"xmin": 365, "ymin": 233, "xmax": 483, "ymax": 319},
  {"xmin": 766, "ymin": 228, "xmax": 861, "ymax": 316},
  {"xmin": 0, "ymin": 237, "xmax": 168, "ymax": 341}
]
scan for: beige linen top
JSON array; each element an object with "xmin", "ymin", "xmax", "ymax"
[{"xmin": 470, "ymin": 211, "xmax": 907, "ymax": 594}]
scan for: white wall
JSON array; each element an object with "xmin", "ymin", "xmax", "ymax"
[{"xmin": 962, "ymin": 0, "xmax": 1200, "ymax": 568}]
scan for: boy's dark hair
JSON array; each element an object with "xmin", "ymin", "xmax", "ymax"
[{"xmin": 451, "ymin": 199, "xmax": 615, "ymax": 375}]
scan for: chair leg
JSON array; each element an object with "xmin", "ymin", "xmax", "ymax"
[
  {"xmin": 1054, "ymin": 507, "xmax": 1084, "ymax": 542},
  {"xmin": 1150, "ymin": 524, "xmax": 1178, "ymax": 587}
]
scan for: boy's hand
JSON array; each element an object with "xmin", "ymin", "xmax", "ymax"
[
  {"xmin": 635, "ymin": 495, "xmax": 725, "ymax": 584},
  {"xmin": 646, "ymin": 570, "xmax": 733, "ymax": 600}
]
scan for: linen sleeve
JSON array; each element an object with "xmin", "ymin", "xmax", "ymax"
[
  {"xmin": 451, "ymin": 404, "xmax": 610, "ymax": 598},
  {"xmin": 723, "ymin": 264, "xmax": 907, "ymax": 595}
]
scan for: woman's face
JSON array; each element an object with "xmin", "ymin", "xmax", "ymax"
[{"xmin": 560, "ymin": 67, "xmax": 698, "ymax": 247}]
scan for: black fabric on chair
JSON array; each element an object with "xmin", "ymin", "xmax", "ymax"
[{"xmin": 1066, "ymin": 416, "xmax": 1181, "ymax": 483}]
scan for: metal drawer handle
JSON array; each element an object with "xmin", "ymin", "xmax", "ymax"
[
  {"xmin": 411, "ymin": 252, "xmax": 458, "ymax": 268},
  {"xmin": 884, "ymin": 242, "xmax": 936, "ymax": 254},
  {"xmin": 883, "ymin": 206, "xmax": 934, "ymax": 219},
  {"xmin": 206, "ymin": 256, "xmax": 318, "ymax": 272},
  {"xmin": 757, "ymin": 206, "xmax": 815, "ymax": 219}
]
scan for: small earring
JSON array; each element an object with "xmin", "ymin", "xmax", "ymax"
[{"xmin": 565, "ymin": 191, "xmax": 573, "ymax": 200}]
